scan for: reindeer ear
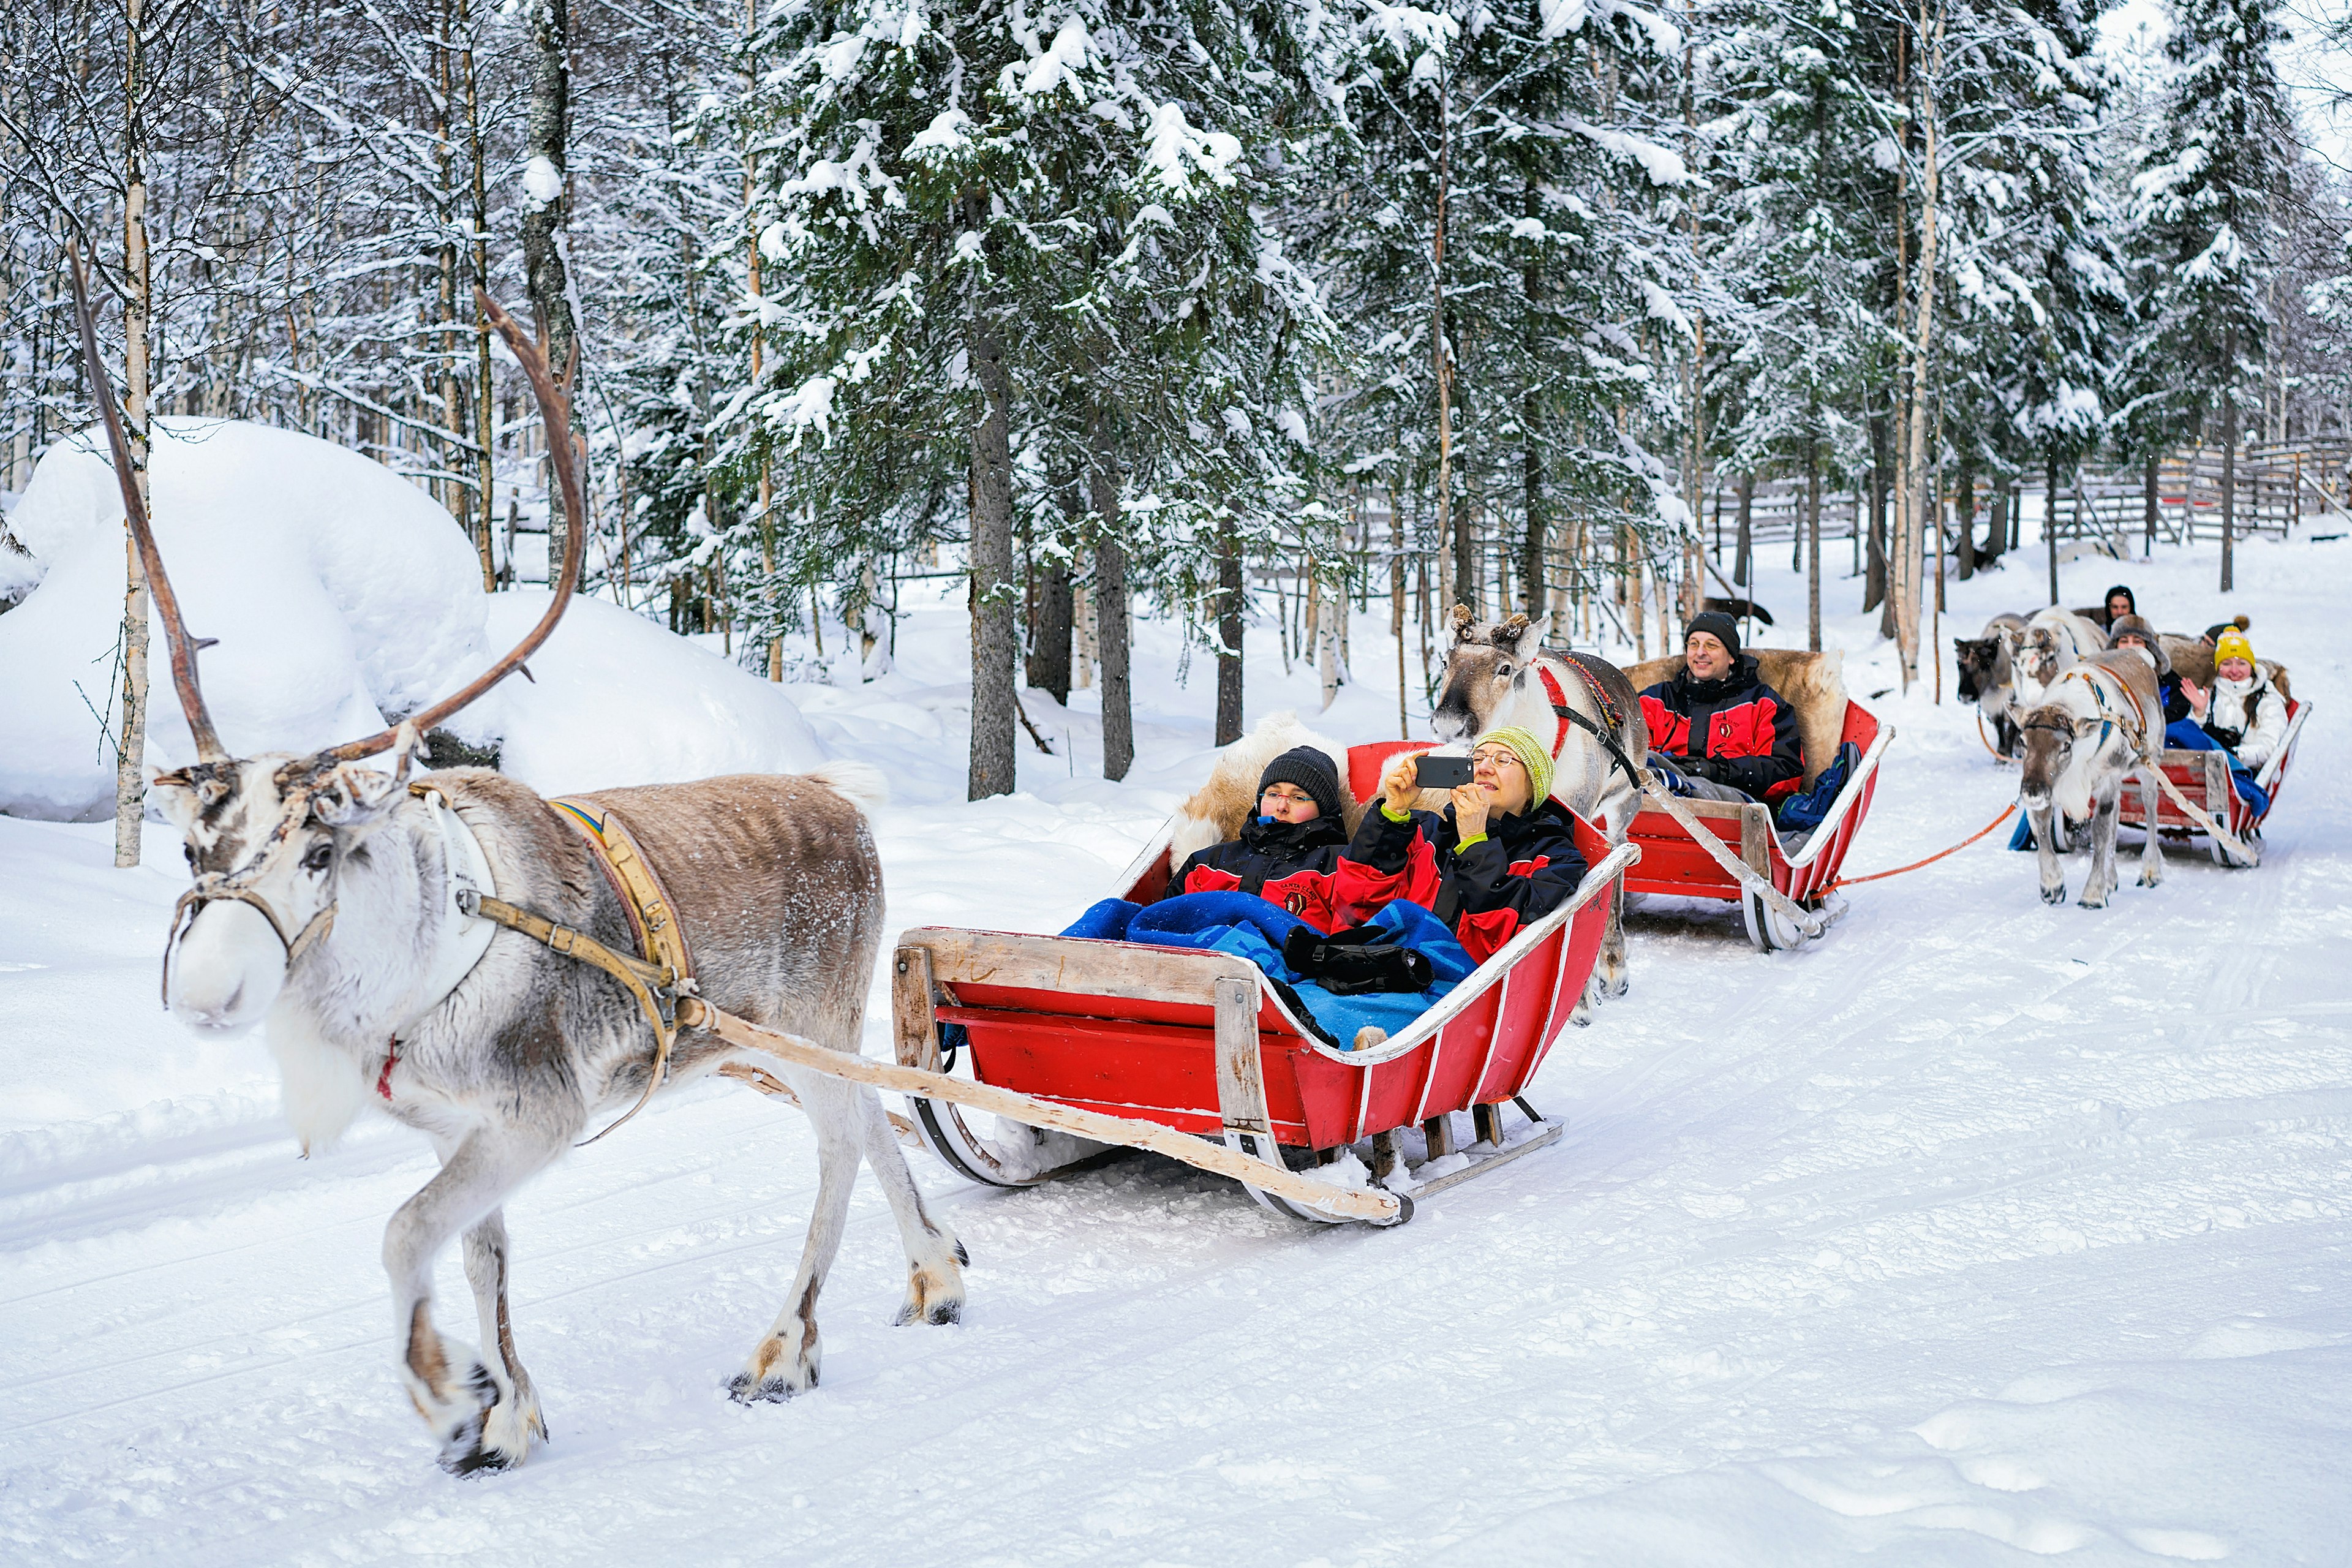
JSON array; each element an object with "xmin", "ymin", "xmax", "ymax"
[
  {"xmin": 147, "ymin": 766, "xmax": 203, "ymax": 829},
  {"xmin": 310, "ymin": 765, "xmax": 404, "ymax": 827}
]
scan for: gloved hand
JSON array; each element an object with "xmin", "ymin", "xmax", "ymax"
[{"xmin": 1679, "ymin": 753, "xmax": 1728, "ymax": 783}]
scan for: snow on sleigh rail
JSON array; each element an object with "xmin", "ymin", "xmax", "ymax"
[
  {"xmin": 2117, "ymin": 699, "xmax": 2310, "ymax": 869},
  {"xmin": 1626, "ymin": 696, "xmax": 1894, "ymax": 952},
  {"xmin": 887, "ymin": 777, "xmax": 1639, "ymax": 1227}
]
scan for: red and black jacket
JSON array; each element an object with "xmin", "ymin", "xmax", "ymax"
[
  {"xmin": 1163, "ymin": 815, "xmax": 1350, "ymax": 931},
  {"xmin": 1332, "ymin": 798, "xmax": 1589, "ymax": 965},
  {"xmin": 1640, "ymin": 656, "xmax": 1804, "ymax": 804}
]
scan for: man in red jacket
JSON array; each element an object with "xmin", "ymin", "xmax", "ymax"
[{"xmin": 1640, "ymin": 611, "xmax": 1804, "ymax": 807}]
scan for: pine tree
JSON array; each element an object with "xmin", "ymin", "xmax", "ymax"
[{"xmin": 2134, "ymin": 0, "xmax": 2295, "ymax": 590}]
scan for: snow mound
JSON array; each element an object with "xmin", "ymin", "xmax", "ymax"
[
  {"xmin": 0, "ymin": 420, "xmax": 489, "ymax": 818},
  {"xmin": 0, "ymin": 420, "xmax": 829, "ymax": 815},
  {"xmin": 481, "ymin": 592, "xmax": 826, "ymax": 793}
]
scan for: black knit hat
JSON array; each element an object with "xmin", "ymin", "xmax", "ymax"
[
  {"xmin": 1259, "ymin": 746, "xmax": 1342, "ymax": 822},
  {"xmin": 1686, "ymin": 609, "xmax": 1741, "ymax": 661}
]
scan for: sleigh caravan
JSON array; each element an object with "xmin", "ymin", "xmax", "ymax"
[
  {"xmin": 1615, "ymin": 648, "xmax": 1893, "ymax": 951},
  {"xmin": 890, "ymin": 744, "xmax": 1638, "ymax": 1227},
  {"xmin": 2117, "ymin": 690, "xmax": 2310, "ymax": 869}
]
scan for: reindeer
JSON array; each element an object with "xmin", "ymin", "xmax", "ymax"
[
  {"xmin": 2000, "ymin": 607, "xmax": 2108, "ymax": 709},
  {"xmin": 72, "ymin": 260, "xmax": 963, "ymax": 1475},
  {"xmin": 2015, "ymin": 648, "xmax": 2166, "ymax": 909},
  {"xmin": 1955, "ymin": 612, "xmax": 2027, "ymax": 758},
  {"xmin": 1430, "ymin": 606, "xmax": 1646, "ymax": 1002}
]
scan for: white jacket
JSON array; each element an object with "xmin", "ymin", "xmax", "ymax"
[{"xmin": 2206, "ymin": 673, "xmax": 2288, "ymax": 771}]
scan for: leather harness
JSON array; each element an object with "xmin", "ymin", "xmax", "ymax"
[
  {"xmin": 1537, "ymin": 656, "xmax": 1645, "ymax": 789},
  {"xmin": 375, "ymin": 790, "xmax": 700, "ymax": 1147}
]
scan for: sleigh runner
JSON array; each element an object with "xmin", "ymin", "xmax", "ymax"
[{"xmin": 889, "ymin": 742, "xmax": 1638, "ymax": 1225}]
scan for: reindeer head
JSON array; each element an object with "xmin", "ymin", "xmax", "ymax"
[
  {"xmin": 149, "ymin": 754, "xmax": 412, "ymax": 1031},
  {"xmin": 2005, "ymin": 625, "xmax": 2067, "ymax": 693},
  {"xmin": 1953, "ymin": 636, "xmax": 2002, "ymax": 703},
  {"xmin": 1431, "ymin": 606, "xmax": 1549, "ymax": 742},
  {"xmin": 60, "ymin": 247, "xmax": 585, "ymax": 1036}
]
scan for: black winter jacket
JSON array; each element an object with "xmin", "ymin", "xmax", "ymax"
[
  {"xmin": 1163, "ymin": 814, "xmax": 1351, "ymax": 929},
  {"xmin": 1334, "ymin": 797, "xmax": 1589, "ymax": 963},
  {"xmin": 1638, "ymin": 655, "xmax": 1804, "ymax": 804}
]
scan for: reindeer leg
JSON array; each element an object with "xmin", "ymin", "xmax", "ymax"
[
  {"xmin": 731, "ymin": 1074, "xmax": 861, "ymax": 1404},
  {"xmin": 383, "ymin": 1124, "xmax": 564, "ymax": 1474},
  {"xmin": 845, "ymin": 1085, "xmax": 968, "ymax": 1327},
  {"xmin": 2030, "ymin": 803, "xmax": 2066, "ymax": 905},
  {"xmin": 461, "ymin": 1208, "xmax": 546, "ymax": 1471},
  {"xmin": 2081, "ymin": 791, "xmax": 2119, "ymax": 908},
  {"xmin": 2136, "ymin": 766, "xmax": 2166, "ymax": 888}
]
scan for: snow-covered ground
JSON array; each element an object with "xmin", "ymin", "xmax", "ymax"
[{"xmin": 4, "ymin": 519, "xmax": 2348, "ymax": 1564}]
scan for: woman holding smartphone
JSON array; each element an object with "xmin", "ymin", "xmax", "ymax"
[{"xmin": 1332, "ymin": 727, "xmax": 1589, "ymax": 963}]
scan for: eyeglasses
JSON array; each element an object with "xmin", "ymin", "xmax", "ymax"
[{"xmin": 1471, "ymin": 747, "xmax": 1523, "ymax": 770}]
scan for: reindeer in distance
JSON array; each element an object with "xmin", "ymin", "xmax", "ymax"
[{"xmin": 69, "ymin": 249, "xmax": 963, "ymax": 1476}]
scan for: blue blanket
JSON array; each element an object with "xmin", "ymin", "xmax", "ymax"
[{"xmin": 1062, "ymin": 892, "xmax": 1475, "ymax": 1050}]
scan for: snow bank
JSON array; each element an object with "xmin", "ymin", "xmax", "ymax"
[
  {"xmin": 0, "ymin": 420, "xmax": 829, "ymax": 816},
  {"xmin": 481, "ymin": 591, "xmax": 824, "ymax": 793},
  {"xmin": 0, "ymin": 420, "xmax": 489, "ymax": 818}
]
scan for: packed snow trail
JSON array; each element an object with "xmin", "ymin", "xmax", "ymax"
[{"xmin": 4, "ymin": 533, "xmax": 2349, "ymax": 1564}]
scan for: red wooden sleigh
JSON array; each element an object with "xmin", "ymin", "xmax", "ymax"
[
  {"xmin": 890, "ymin": 742, "xmax": 1638, "ymax": 1226},
  {"xmin": 1623, "ymin": 696, "xmax": 1893, "ymax": 951},
  {"xmin": 2117, "ymin": 699, "xmax": 2310, "ymax": 869}
]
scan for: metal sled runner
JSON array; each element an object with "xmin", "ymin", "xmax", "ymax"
[{"xmin": 890, "ymin": 742, "xmax": 1637, "ymax": 1227}]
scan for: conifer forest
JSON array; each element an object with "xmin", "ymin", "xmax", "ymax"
[{"xmin": 6, "ymin": 0, "xmax": 2348, "ymax": 798}]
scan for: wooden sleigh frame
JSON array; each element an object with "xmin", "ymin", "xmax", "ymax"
[
  {"xmin": 1623, "ymin": 700, "xmax": 1894, "ymax": 951},
  {"xmin": 887, "ymin": 748, "xmax": 1640, "ymax": 1227},
  {"xmin": 2117, "ymin": 699, "xmax": 2309, "ymax": 869}
]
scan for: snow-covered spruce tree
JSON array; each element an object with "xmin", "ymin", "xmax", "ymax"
[
  {"xmin": 1925, "ymin": 0, "xmax": 2124, "ymax": 597},
  {"xmin": 2132, "ymin": 0, "xmax": 2294, "ymax": 591},
  {"xmin": 1321, "ymin": 0, "xmax": 1695, "ymax": 660},
  {"xmin": 1702, "ymin": 0, "xmax": 1882, "ymax": 650},
  {"xmin": 740, "ymin": 0, "xmax": 1329, "ymax": 794}
]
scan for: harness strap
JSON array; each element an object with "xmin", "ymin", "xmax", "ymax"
[
  {"xmin": 458, "ymin": 886, "xmax": 690, "ymax": 1144},
  {"xmin": 1537, "ymin": 662, "xmax": 1643, "ymax": 788}
]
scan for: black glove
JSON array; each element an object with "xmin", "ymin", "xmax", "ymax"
[{"xmin": 1679, "ymin": 753, "xmax": 1727, "ymax": 783}]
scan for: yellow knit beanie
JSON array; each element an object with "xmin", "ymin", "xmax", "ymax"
[
  {"xmin": 1474, "ymin": 725, "xmax": 1555, "ymax": 806},
  {"xmin": 2213, "ymin": 627, "xmax": 2255, "ymax": 669}
]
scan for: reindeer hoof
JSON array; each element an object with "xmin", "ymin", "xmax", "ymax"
[
  {"xmin": 2078, "ymin": 895, "xmax": 2107, "ymax": 910},
  {"xmin": 728, "ymin": 1369, "xmax": 815, "ymax": 1404},
  {"xmin": 2041, "ymin": 884, "xmax": 2066, "ymax": 906}
]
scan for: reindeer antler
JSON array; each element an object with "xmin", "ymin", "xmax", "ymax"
[
  {"xmin": 65, "ymin": 237, "xmax": 228, "ymax": 763},
  {"xmin": 1449, "ymin": 603, "xmax": 1475, "ymax": 638},
  {"xmin": 312, "ymin": 292, "xmax": 586, "ymax": 766}
]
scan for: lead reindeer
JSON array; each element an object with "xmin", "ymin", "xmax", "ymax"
[
  {"xmin": 69, "ymin": 257, "xmax": 962, "ymax": 1475},
  {"xmin": 2015, "ymin": 648, "xmax": 2167, "ymax": 908},
  {"xmin": 1430, "ymin": 607, "xmax": 1646, "ymax": 1002}
]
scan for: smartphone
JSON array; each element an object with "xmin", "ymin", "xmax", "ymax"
[{"xmin": 1414, "ymin": 753, "xmax": 1475, "ymax": 790}]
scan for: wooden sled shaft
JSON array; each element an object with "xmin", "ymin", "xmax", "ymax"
[
  {"xmin": 1638, "ymin": 776, "xmax": 1826, "ymax": 938},
  {"xmin": 677, "ymin": 998, "xmax": 1406, "ymax": 1226}
]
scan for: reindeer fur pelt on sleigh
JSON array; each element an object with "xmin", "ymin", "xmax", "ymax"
[
  {"xmin": 1620, "ymin": 647, "xmax": 1850, "ymax": 788},
  {"xmin": 1169, "ymin": 714, "xmax": 1362, "ymax": 864}
]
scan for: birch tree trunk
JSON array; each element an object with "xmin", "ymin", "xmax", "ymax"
[
  {"xmin": 1431, "ymin": 56, "xmax": 1455, "ymax": 620},
  {"xmin": 113, "ymin": 0, "xmax": 155, "ymax": 869},
  {"xmin": 521, "ymin": 0, "xmax": 577, "ymax": 584},
  {"xmin": 1893, "ymin": 0, "xmax": 1942, "ymax": 689},
  {"xmin": 462, "ymin": 0, "xmax": 496, "ymax": 592},
  {"xmin": 2220, "ymin": 323, "xmax": 2239, "ymax": 593}
]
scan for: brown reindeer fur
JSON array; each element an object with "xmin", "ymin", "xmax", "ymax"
[
  {"xmin": 1167, "ymin": 713, "xmax": 1360, "ymax": 864},
  {"xmin": 1620, "ymin": 648, "xmax": 1850, "ymax": 788}
]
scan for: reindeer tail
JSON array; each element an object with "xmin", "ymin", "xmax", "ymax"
[{"xmin": 807, "ymin": 760, "xmax": 889, "ymax": 816}]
